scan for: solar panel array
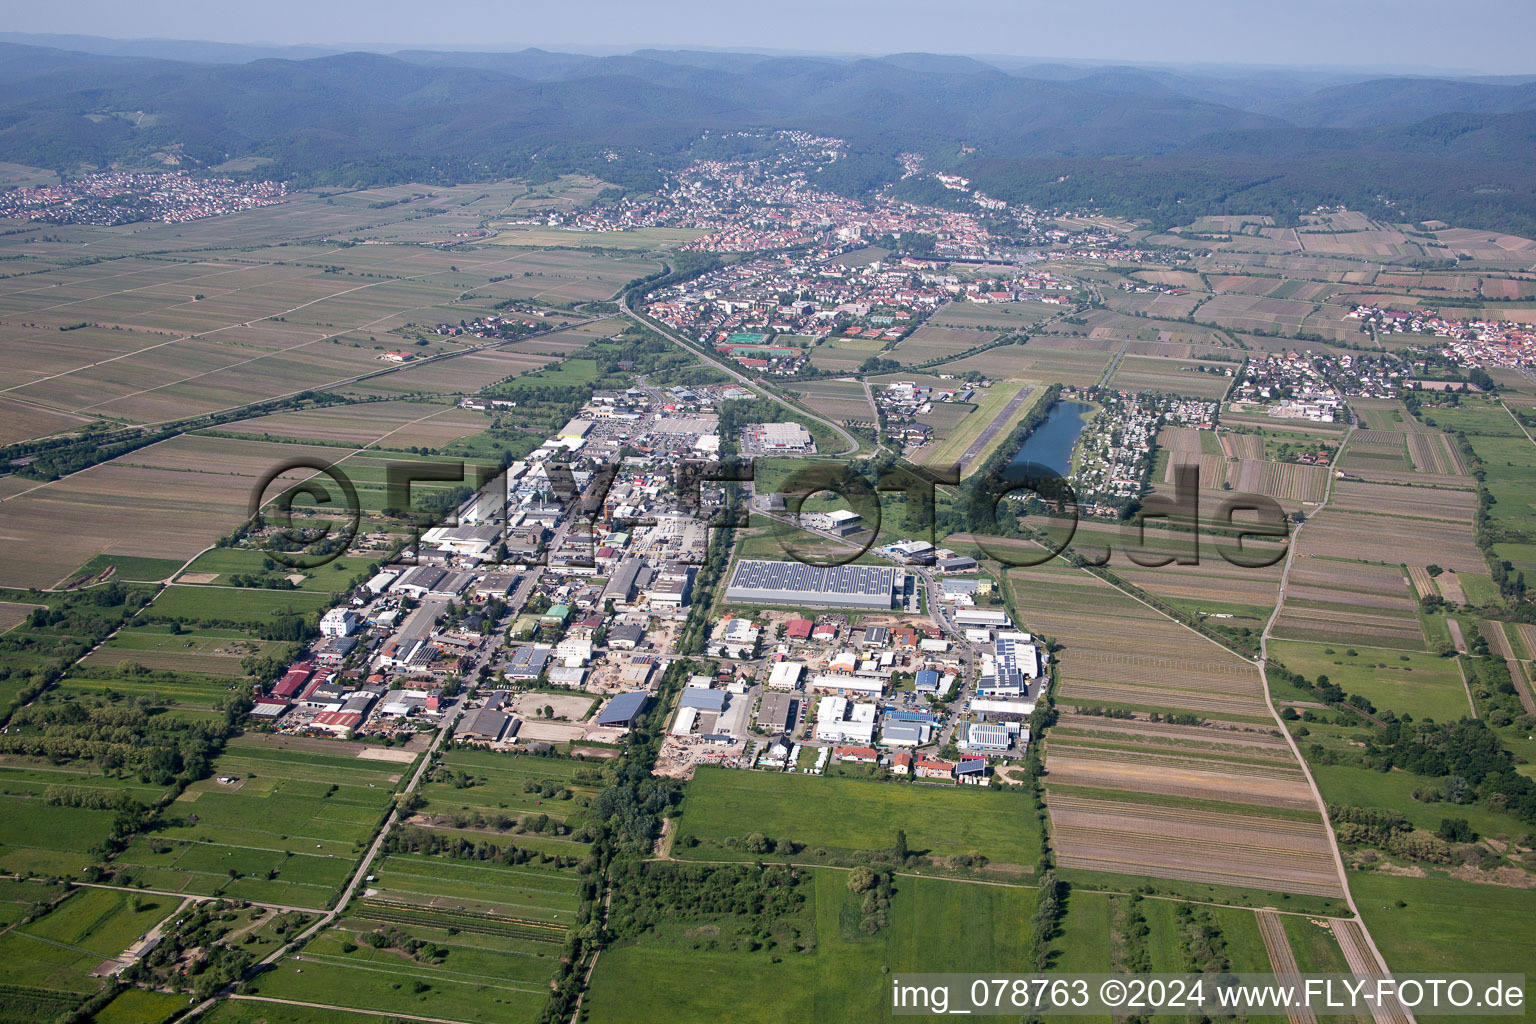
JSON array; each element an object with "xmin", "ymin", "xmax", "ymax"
[{"xmin": 728, "ymin": 559, "xmax": 896, "ymax": 596}]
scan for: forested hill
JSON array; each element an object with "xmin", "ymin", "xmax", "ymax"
[{"xmin": 4, "ymin": 39, "xmax": 1536, "ymax": 233}]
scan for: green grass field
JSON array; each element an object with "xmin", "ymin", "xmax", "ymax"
[
  {"xmin": 251, "ymin": 850, "xmax": 583, "ymax": 1023},
  {"xmin": 585, "ymin": 870, "xmax": 1036, "ymax": 1024},
  {"xmin": 91, "ymin": 988, "xmax": 194, "ymax": 1024},
  {"xmin": 65, "ymin": 553, "xmax": 185, "ymax": 583},
  {"xmin": 672, "ymin": 768, "xmax": 1042, "ymax": 868},
  {"xmin": 1352, "ymin": 873, "xmax": 1536, "ymax": 1023},
  {"xmin": 112, "ymin": 737, "xmax": 403, "ymax": 908},
  {"xmin": 177, "ymin": 548, "xmax": 379, "ymax": 591},
  {"xmin": 1269, "ymin": 640, "xmax": 1473, "ymax": 721},
  {"xmin": 143, "ymin": 585, "xmax": 331, "ymax": 626},
  {"xmin": 0, "ymin": 887, "xmax": 177, "ymax": 994},
  {"xmin": 1306, "ymin": 759, "xmax": 1526, "ymax": 839}
]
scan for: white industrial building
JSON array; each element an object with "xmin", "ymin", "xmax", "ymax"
[
  {"xmin": 320, "ymin": 608, "xmax": 359, "ymax": 638},
  {"xmin": 767, "ymin": 661, "xmax": 805, "ymax": 690},
  {"xmin": 814, "ymin": 697, "xmax": 877, "ymax": 744}
]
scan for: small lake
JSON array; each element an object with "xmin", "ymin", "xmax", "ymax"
[{"xmin": 1003, "ymin": 400, "xmax": 1095, "ymax": 478}]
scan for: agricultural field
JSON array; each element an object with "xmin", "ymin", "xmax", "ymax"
[
  {"xmin": 1291, "ymin": 503, "xmax": 1484, "ymax": 574},
  {"xmin": 939, "ymin": 337, "xmax": 1113, "ymax": 386},
  {"xmin": 251, "ymin": 850, "xmax": 582, "ymax": 1024},
  {"xmin": 585, "ymin": 869, "xmax": 1036, "ymax": 1024},
  {"xmin": 1270, "ymin": 557, "xmax": 1426, "ymax": 650},
  {"xmin": 219, "ymin": 399, "xmax": 491, "ymax": 450},
  {"xmin": 1048, "ymin": 887, "xmax": 1300, "ymax": 979},
  {"xmin": 1003, "ymin": 563, "xmax": 1343, "ymax": 898},
  {"xmin": 142, "ymin": 584, "xmax": 332, "ymax": 627},
  {"xmin": 0, "ymin": 434, "xmax": 343, "ymax": 589},
  {"xmin": 0, "ymin": 885, "xmax": 178, "ymax": 1004},
  {"xmin": 410, "ymin": 748, "xmax": 604, "ymax": 847},
  {"xmin": 1043, "ymin": 727, "xmax": 1342, "ymax": 899},
  {"xmin": 806, "ymin": 333, "xmax": 887, "ymax": 372},
  {"xmin": 78, "ymin": 623, "xmax": 277, "ymax": 678},
  {"xmin": 490, "ymin": 225, "xmax": 701, "ymax": 252},
  {"xmin": 671, "ymin": 768, "xmax": 1042, "ymax": 870},
  {"xmin": 1010, "ymin": 564, "xmax": 1270, "ymax": 720},
  {"xmin": 172, "ymin": 547, "xmax": 379, "ymax": 591},
  {"xmin": 789, "ymin": 379, "xmax": 875, "ymax": 423},
  {"xmin": 1328, "ymin": 478, "xmax": 1477, "ymax": 523},
  {"xmin": 1224, "ymin": 457, "xmax": 1329, "ymax": 503},
  {"xmin": 1429, "ymin": 399, "xmax": 1536, "ymax": 575},
  {"xmin": 1066, "ymin": 520, "xmax": 1286, "ymax": 631},
  {"xmin": 0, "ymin": 761, "xmax": 175, "ymax": 876},
  {"xmin": 1351, "ymin": 874, "xmax": 1536, "ymax": 989},
  {"xmin": 1107, "ymin": 354, "xmax": 1236, "ymax": 399},
  {"xmin": 111, "ymin": 734, "xmax": 407, "ymax": 908},
  {"xmin": 889, "ymin": 325, "xmax": 989, "ymax": 364},
  {"xmin": 928, "ymin": 301, "xmax": 1060, "ymax": 330}
]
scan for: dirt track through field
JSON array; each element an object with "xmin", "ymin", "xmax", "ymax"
[
  {"xmin": 1329, "ymin": 919, "xmax": 1414, "ymax": 1024},
  {"xmin": 1256, "ymin": 910, "xmax": 1317, "ymax": 1024}
]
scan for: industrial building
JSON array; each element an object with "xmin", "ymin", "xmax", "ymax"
[
  {"xmin": 724, "ymin": 559, "xmax": 902, "ymax": 610},
  {"xmin": 596, "ymin": 691, "xmax": 648, "ymax": 727},
  {"xmin": 756, "ymin": 691, "xmax": 800, "ymax": 733}
]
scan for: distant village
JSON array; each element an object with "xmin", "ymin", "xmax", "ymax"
[{"xmin": 0, "ymin": 170, "xmax": 287, "ymax": 225}]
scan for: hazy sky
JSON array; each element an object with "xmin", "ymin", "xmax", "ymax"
[{"xmin": 13, "ymin": 0, "xmax": 1536, "ymax": 74}]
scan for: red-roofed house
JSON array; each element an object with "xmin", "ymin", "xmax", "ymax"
[
  {"xmin": 891, "ymin": 752, "xmax": 912, "ymax": 775},
  {"xmin": 786, "ymin": 618, "xmax": 813, "ymax": 641},
  {"xmin": 915, "ymin": 756, "xmax": 956, "ymax": 780},
  {"xmin": 835, "ymin": 746, "xmax": 878, "ymax": 764}
]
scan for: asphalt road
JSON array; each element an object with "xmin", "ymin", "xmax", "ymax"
[{"xmin": 619, "ymin": 294, "xmax": 861, "ymax": 457}]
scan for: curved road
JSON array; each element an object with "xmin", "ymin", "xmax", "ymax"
[{"xmin": 619, "ymin": 295, "xmax": 861, "ymax": 458}]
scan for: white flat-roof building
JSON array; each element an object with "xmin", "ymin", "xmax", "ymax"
[
  {"xmin": 807, "ymin": 674, "xmax": 884, "ymax": 698},
  {"xmin": 767, "ymin": 661, "xmax": 804, "ymax": 690},
  {"xmin": 814, "ymin": 697, "xmax": 877, "ymax": 744},
  {"xmin": 320, "ymin": 608, "xmax": 358, "ymax": 638}
]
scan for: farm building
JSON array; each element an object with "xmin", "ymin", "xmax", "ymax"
[
  {"xmin": 596, "ymin": 691, "xmax": 648, "ymax": 727},
  {"xmin": 456, "ymin": 707, "xmax": 517, "ymax": 745}
]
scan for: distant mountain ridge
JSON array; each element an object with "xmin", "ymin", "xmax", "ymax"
[{"xmin": 1, "ymin": 39, "xmax": 1535, "ymax": 233}]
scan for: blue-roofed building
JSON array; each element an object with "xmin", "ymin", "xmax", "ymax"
[
  {"xmin": 884, "ymin": 708, "xmax": 939, "ymax": 725},
  {"xmin": 914, "ymin": 669, "xmax": 940, "ymax": 693},
  {"xmin": 596, "ymin": 691, "xmax": 648, "ymax": 727}
]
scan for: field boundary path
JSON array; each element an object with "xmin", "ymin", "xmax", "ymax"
[
  {"xmin": 1329, "ymin": 919, "xmax": 1414, "ymax": 1024},
  {"xmin": 1255, "ymin": 909, "xmax": 1317, "ymax": 1024},
  {"xmin": 229, "ymin": 994, "xmax": 476, "ymax": 1024},
  {"xmin": 1258, "ymin": 422, "xmax": 1414, "ymax": 1019}
]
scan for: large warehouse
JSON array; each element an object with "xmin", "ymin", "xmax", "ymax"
[{"xmin": 724, "ymin": 559, "xmax": 902, "ymax": 610}]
